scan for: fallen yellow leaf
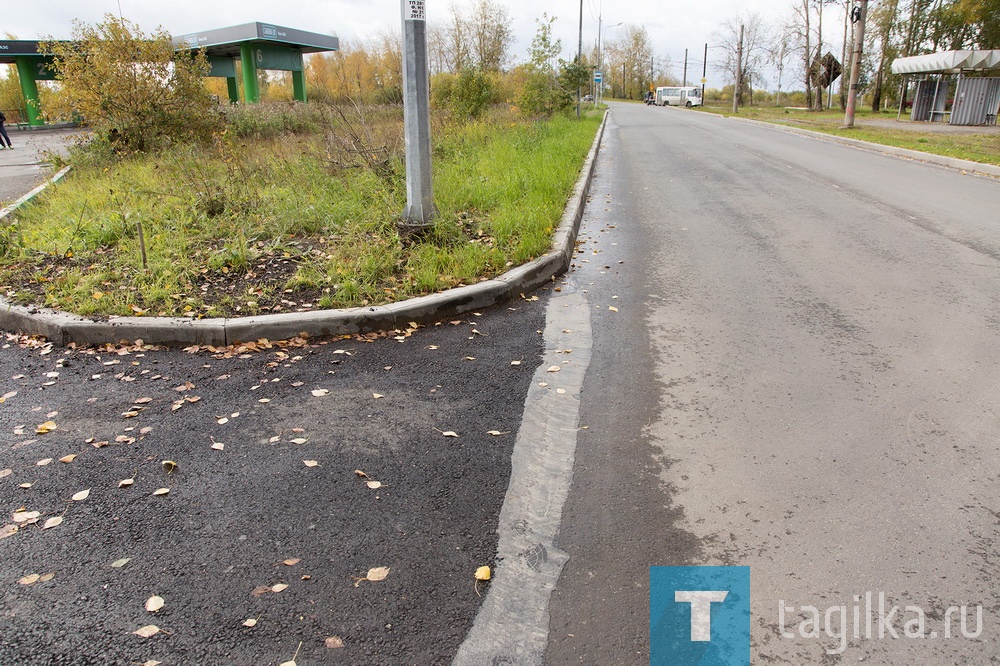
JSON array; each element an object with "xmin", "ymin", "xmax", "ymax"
[
  {"xmin": 132, "ymin": 625, "xmax": 160, "ymax": 638},
  {"xmin": 145, "ymin": 595, "xmax": 165, "ymax": 612},
  {"xmin": 475, "ymin": 566, "xmax": 492, "ymax": 581},
  {"xmin": 71, "ymin": 489, "xmax": 90, "ymax": 501}
]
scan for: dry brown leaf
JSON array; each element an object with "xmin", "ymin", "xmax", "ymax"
[
  {"xmin": 152, "ymin": 488, "xmax": 170, "ymax": 496},
  {"xmin": 111, "ymin": 558, "xmax": 131, "ymax": 568},
  {"xmin": 354, "ymin": 469, "xmax": 368, "ymax": 478},
  {"xmin": 211, "ymin": 442, "xmax": 225, "ymax": 451},
  {"xmin": 59, "ymin": 454, "xmax": 78, "ymax": 463},
  {"xmin": 366, "ymin": 481, "xmax": 382, "ymax": 490},
  {"xmin": 216, "ymin": 417, "xmax": 229, "ymax": 425},
  {"xmin": 270, "ymin": 583, "xmax": 288, "ymax": 593},
  {"xmin": 311, "ymin": 389, "xmax": 330, "ymax": 397},
  {"xmin": 161, "ymin": 460, "xmax": 177, "ymax": 473},
  {"xmin": 38, "ymin": 572, "xmax": 55, "ymax": 582},
  {"xmin": 71, "ymin": 489, "xmax": 91, "ymax": 501},
  {"xmin": 303, "ymin": 460, "xmax": 319, "ymax": 467},
  {"xmin": 143, "ymin": 661, "xmax": 162, "ymax": 666},
  {"xmin": 325, "ymin": 636, "xmax": 345, "ymax": 649},
  {"xmin": 609, "ymin": 306, "xmax": 619, "ymax": 312},
  {"xmin": 0, "ymin": 390, "xmax": 16, "ymax": 403},
  {"xmin": 289, "ymin": 438, "xmax": 308, "ymax": 445},
  {"xmin": 442, "ymin": 431, "xmax": 459, "ymax": 438},
  {"xmin": 132, "ymin": 624, "xmax": 161, "ymax": 638},
  {"xmin": 242, "ymin": 618, "xmax": 258, "ymax": 627},
  {"xmin": 19, "ymin": 482, "xmax": 33, "ymax": 489},
  {"xmin": 282, "ymin": 558, "xmax": 301, "ymax": 566},
  {"xmin": 0, "ymin": 468, "xmax": 12, "ymax": 478},
  {"xmin": 134, "ymin": 397, "xmax": 153, "ymax": 404},
  {"xmin": 12, "ymin": 510, "xmax": 40, "ymax": 523},
  {"xmin": 36, "ymin": 458, "xmax": 53, "ymax": 466},
  {"xmin": 367, "ymin": 566, "xmax": 390, "ymax": 582},
  {"xmin": 487, "ymin": 430, "xmax": 510, "ymax": 436},
  {"xmin": 35, "ymin": 420, "xmax": 58, "ymax": 434},
  {"xmin": 145, "ymin": 595, "xmax": 165, "ymax": 612},
  {"xmin": 0, "ymin": 524, "xmax": 18, "ymax": 539},
  {"xmin": 91, "ymin": 440, "xmax": 110, "ymax": 448},
  {"xmin": 42, "ymin": 516, "xmax": 63, "ymax": 529},
  {"xmin": 18, "ymin": 573, "xmax": 40, "ymax": 585},
  {"xmin": 546, "ymin": 366, "xmax": 561, "ymax": 373},
  {"xmin": 118, "ymin": 478, "xmax": 134, "ymax": 488},
  {"xmin": 372, "ymin": 393, "xmax": 384, "ymax": 399}
]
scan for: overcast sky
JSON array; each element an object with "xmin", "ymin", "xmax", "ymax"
[{"xmin": 5, "ymin": 0, "xmax": 806, "ymax": 89}]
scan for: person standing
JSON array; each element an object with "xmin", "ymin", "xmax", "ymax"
[{"xmin": 0, "ymin": 110, "xmax": 13, "ymax": 150}]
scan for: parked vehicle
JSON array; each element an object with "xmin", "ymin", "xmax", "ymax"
[{"xmin": 654, "ymin": 86, "xmax": 703, "ymax": 107}]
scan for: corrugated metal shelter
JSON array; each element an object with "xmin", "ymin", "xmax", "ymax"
[{"xmin": 891, "ymin": 50, "xmax": 1000, "ymax": 126}]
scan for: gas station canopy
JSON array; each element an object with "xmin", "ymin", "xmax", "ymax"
[
  {"xmin": 173, "ymin": 22, "xmax": 339, "ymax": 104},
  {"xmin": 0, "ymin": 22, "xmax": 339, "ymax": 126}
]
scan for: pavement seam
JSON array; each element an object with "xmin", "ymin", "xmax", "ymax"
[
  {"xmin": 0, "ymin": 113, "xmax": 609, "ymax": 347},
  {"xmin": 717, "ymin": 113, "xmax": 1000, "ymax": 179},
  {"xmin": 453, "ymin": 290, "xmax": 593, "ymax": 665}
]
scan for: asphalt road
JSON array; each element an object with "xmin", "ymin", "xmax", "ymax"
[
  {"xmin": 0, "ymin": 127, "xmax": 77, "ymax": 206},
  {"xmin": 0, "ymin": 302, "xmax": 546, "ymax": 665},
  {"xmin": 545, "ymin": 102, "xmax": 1000, "ymax": 663}
]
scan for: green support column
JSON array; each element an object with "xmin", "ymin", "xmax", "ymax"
[
  {"xmin": 239, "ymin": 42, "xmax": 260, "ymax": 103},
  {"xmin": 14, "ymin": 57, "xmax": 44, "ymax": 126},
  {"xmin": 292, "ymin": 69, "xmax": 306, "ymax": 102},
  {"xmin": 226, "ymin": 77, "xmax": 240, "ymax": 103}
]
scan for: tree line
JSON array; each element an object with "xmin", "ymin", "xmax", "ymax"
[{"xmin": 713, "ymin": 0, "xmax": 998, "ymax": 112}]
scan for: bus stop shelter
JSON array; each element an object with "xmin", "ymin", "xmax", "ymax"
[
  {"xmin": 891, "ymin": 50, "xmax": 1000, "ymax": 126},
  {"xmin": 174, "ymin": 22, "xmax": 339, "ymax": 103}
]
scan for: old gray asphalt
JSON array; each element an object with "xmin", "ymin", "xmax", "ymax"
[{"xmin": 545, "ymin": 102, "xmax": 1000, "ymax": 663}]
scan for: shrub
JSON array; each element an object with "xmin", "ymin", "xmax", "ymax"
[{"xmin": 40, "ymin": 14, "xmax": 221, "ymax": 155}]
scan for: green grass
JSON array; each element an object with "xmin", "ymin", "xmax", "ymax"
[
  {"xmin": 697, "ymin": 104, "xmax": 1000, "ymax": 167},
  {"xmin": 0, "ymin": 107, "xmax": 602, "ymax": 317}
]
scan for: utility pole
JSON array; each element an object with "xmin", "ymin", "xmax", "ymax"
[
  {"xmin": 843, "ymin": 0, "xmax": 868, "ymax": 128},
  {"xmin": 683, "ymin": 48, "xmax": 688, "ymax": 86},
  {"xmin": 400, "ymin": 0, "xmax": 436, "ymax": 227},
  {"xmin": 702, "ymin": 43, "xmax": 707, "ymax": 102},
  {"xmin": 732, "ymin": 23, "xmax": 743, "ymax": 114},
  {"xmin": 576, "ymin": 0, "xmax": 583, "ymax": 118}
]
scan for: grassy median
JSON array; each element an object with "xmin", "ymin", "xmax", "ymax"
[{"xmin": 0, "ymin": 106, "xmax": 602, "ymax": 318}]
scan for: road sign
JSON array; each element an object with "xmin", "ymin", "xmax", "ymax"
[
  {"xmin": 701, "ymin": 77, "xmax": 707, "ymax": 83},
  {"xmin": 594, "ymin": 71, "xmax": 603, "ymax": 83}
]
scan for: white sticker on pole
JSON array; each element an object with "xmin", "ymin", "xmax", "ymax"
[{"xmin": 406, "ymin": 0, "xmax": 426, "ymax": 20}]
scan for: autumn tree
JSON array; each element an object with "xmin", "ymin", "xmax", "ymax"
[
  {"xmin": 604, "ymin": 25, "xmax": 654, "ymax": 99},
  {"xmin": 713, "ymin": 13, "xmax": 771, "ymax": 106},
  {"xmin": 41, "ymin": 14, "xmax": 218, "ymax": 153}
]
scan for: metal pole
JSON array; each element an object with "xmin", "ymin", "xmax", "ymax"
[
  {"xmin": 400, "ymin": 0, "xmax": 436, "ymax": 225},
  {"xmin": 683, "ymin": 48, "xmax": 688, "ymax": 86},
  {"xmin": 843, "ymin": 0, "xmax": 868, "ymax": 128},
  {"xmin": 597, "ymin": 15, "xmax": 602, "ymax": 106},
  {"xmin": 576, "ymin": 0, "xmax": 583, "ymax": 118}
]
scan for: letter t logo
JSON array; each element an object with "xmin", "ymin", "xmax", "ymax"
[{"xmin": 675, "ymin": 591, "xmax": 729, "ymax": 641}]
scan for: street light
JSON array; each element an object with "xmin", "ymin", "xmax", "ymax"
[{"xmin": 598, "ymin": 19, "xmax": 623, "ymax": 105}]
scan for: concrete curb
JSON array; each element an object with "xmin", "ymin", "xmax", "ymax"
[
  {"xmin": 0, "ymin": 113, "xmax": 608, "ymax": 347},
  {"xmin": 0, "ymin": 165, "xmax": 73, "ymax": 222},
  {"xmin": 721, "ymin": 114, "xmax": 1000, "ymax": 179}
]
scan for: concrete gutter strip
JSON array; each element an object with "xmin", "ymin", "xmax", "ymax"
[
  {"xmin": 0, "ymin": 112, "xmax": 608, "ymax": 347},
  {"xmin": 725, "ymin": 115, "xmax": 1000, "ymax": 179}
]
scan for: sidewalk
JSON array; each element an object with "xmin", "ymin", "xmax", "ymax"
[{"xmin": 0, "ymin": 125, "xmax": 79, "ymax": 205}]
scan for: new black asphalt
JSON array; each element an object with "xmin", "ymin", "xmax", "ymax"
[{"xmin": 0, "ymin": 300, "xmax": 545, "ymax": 665}]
